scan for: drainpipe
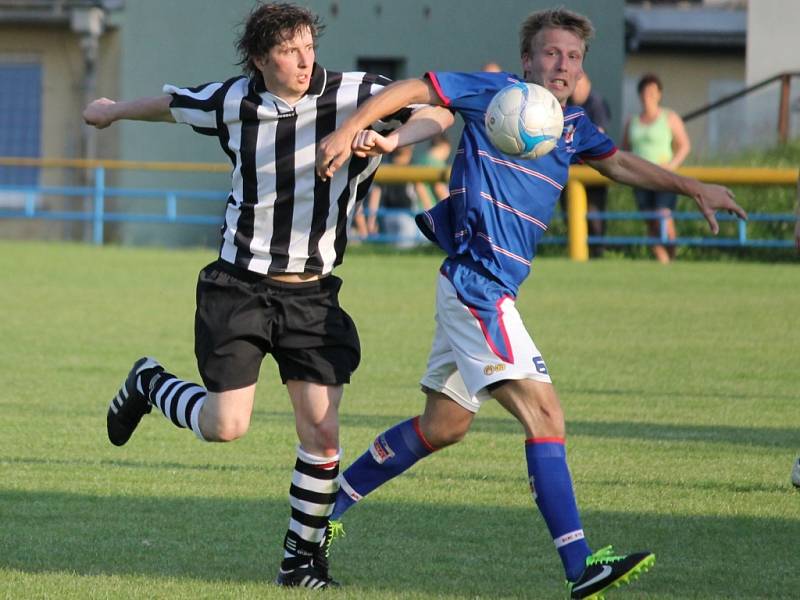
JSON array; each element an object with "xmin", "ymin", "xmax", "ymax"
[{"xmin": 70, "ymin": 5, "xmax": 105, "ymax": 241}]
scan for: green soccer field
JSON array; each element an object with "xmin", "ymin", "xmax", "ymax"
[{"xmin": 1, "ymin": 240, "xmax": 797, "ymax": 599}]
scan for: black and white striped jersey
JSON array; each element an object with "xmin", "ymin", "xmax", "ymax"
[{"xmin": 164, "ymin": 64, "xmax": 410, "ymax": 275}]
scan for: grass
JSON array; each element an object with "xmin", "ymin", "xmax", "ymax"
[{"xmin": 0, "ymin": 241, "xmax": 798, "ymax": 599}]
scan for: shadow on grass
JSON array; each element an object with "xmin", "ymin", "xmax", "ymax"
[
  {"xmin": 342, "ymin": 410, "xmax": 796, "ymax": 450},
  {"xmin": 559, "ymin": 386, "xmax": 799, "ymax": 403},
  {"xmin": 0, "ymin": 489, "xmax": 797, "ymax": 598},
  {"xmin": 264, "ymin": 402, "xmax": 798, "ymax": 449},
  {"xmin": 470, "ymin": 417, "xmax": 798, "ymax": 449}
]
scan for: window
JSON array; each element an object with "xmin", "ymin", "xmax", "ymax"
[
  {"xmin": 356, "ymin": 57, "xmax": 405, "ymax": 82},
  {"xmin": 0, "ymin": 62, "xmax": 42, "ymax": 195}
]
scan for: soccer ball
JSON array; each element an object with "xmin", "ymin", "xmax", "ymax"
[{"xmin": 484, "ymin": 82, "xmax": 564, "ymax": 159}]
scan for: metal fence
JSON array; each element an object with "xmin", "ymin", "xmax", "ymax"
[{"xmin": 0, "ymin": 158, "xmax": 796, "ymax": 258}]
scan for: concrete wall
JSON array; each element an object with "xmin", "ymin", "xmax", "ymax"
[
  {"xmin": 113, "ymin": 0, "xmax": 625, "ymax": 171},
  {"xmin": 746, "ymin": 0, "xmax": 800, "ymax": 85}
]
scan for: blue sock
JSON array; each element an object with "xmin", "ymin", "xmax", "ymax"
[
  {"xmin": 525, "ymin": 437, "xmax": 592, "ymax": 582},
  {"xmin": 331, "ymin": 417, "xmax": 435, "ymax": 521}
]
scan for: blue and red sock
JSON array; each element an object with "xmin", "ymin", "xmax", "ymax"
[
  {"xmin": 331, "ymin": 416, "xmax": 436, "ymax": 521},
  {"xmin": 525, "ymin": 437, "xmax": 592, "ymax": 581}
]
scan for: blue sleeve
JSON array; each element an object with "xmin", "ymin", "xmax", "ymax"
[
  {"xmin": 425, "ymin": 71, "xmax": 519, "ymax": 122},
  {"xmin": 569, "ymin": 110, "xmax": 617, "ymax": 164}
]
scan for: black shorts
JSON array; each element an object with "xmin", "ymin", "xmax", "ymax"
[{"xmin": 194, "ymin": 260, "xmax": 361, "ymax": 392}]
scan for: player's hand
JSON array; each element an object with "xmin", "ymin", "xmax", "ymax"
[
  {"xmin": 691, "ymin": 183, "xmax": 747, "ymax": 235},
  {"xmin": 83, "ymin": 98, "xmax": 118, "ymax": 129},
  {"xmin": 316, "ymin": 127, "xmax": 358, "ymax": 181},
  {"xmin": 352, "ymin": 130, "xmax": 398, "ymax": 157}
]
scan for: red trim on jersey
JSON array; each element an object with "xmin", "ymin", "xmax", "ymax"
[
  {"xmin": 525, "ymin": 437, "xmax": 565, "ymax": 445},
  {"xmin": 412, "ymin": 415, "xmax": 438, "ymax": 452},
  {"xmin": 425, "ymin": 72, "xmax": 451, "ymax": 106}
]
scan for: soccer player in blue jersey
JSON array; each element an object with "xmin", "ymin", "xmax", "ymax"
[{"xmin": 316, "ymin": 7, "xmax": 746, "ymax": 598}]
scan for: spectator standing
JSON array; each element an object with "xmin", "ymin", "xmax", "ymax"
[{"xmin": 623, "ymin": 73, "xmax": 691, "ymax": 264}]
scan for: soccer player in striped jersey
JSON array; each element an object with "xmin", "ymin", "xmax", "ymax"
[
  {"xmin": 316, "ymin": 7, "xmax": 747, "ymax": 599},
  {"xmin": 83, "ymin": 2, "xmax": 452, "ymax": 590}
]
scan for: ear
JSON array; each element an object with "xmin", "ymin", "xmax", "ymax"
[
  {"xmin": 521, "ymin": 53, "xmax": 532, "ymax": 79},
  {"xmin": 252, "ymin": 54, "xmax": 268, "ymax": 71}
]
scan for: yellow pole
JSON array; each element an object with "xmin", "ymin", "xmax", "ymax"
[{"xmin": 567, "ymin": 180, "xmax": 589, "ymax": 262}]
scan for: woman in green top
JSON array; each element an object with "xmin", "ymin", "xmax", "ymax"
[{"xmin": 624, "ymin": 73, "xmax": 691, "ymax": 263}]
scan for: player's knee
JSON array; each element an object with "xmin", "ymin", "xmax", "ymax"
[
  {"xmin": 203, "ymin": 416, "xmax": 250, "ymax": 442},
  {"xmin": 434, "ymin": 426, "xmax": 468, "ymax": 447},
  {"xmin": 421, "ymin": 418, "xmax": 469, "ymax": 448}
]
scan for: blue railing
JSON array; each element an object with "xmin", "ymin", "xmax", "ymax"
[
  {"xmin": 0, "ymin": 166, "xmax": 795, "ymax": 249},
  {"xmin": 586, "ymin": 210, "xmax": 796, "ymax": 249}
]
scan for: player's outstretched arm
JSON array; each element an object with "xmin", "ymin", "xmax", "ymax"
[
  {"xmin": 587, "ymin": 150, "xmax": 747, "ymax": 234},
  {"xmin": 352, "ymin": 106, "xmax": 454, "ymax": 157},
  {"xmin": 315, "ymin": 78, "xmax": 443, "ymax": 180},
  {"xmin": 83, "ymin": 95, "xmax": 175, "ymax": 129}
]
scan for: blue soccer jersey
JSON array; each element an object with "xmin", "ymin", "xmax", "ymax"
[{"xmin": 418, "ymin": 71, "xmax": 616, "ymax": 295}]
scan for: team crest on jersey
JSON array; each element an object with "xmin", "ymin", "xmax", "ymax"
[
  {"xmin": 483, "ymin": 363, "xmax": 506, "ymax": 376},
  {"xmin": 563, "ymin": 124, "xmax": 576, "ymax": 145},
  {"xmin": 369, "ymin": 434, "xmax": 395, "ymax": 464}
]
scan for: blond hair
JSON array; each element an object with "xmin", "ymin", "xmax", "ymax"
[{"xmin": 519, "ymin": 7, "xmax": 594, "ymax": 57}]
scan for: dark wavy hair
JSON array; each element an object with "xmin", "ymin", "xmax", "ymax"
[{"xmin": 235, "ymin": 2, "xmax": 324, "ymax": 77}]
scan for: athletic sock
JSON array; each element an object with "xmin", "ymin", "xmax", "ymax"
[
  {"xmin": 282, "ymin": 446, "xmax": 340, "ymax": 564},
  {"xmin": 525, "ymin": 437, "xmax": 592, "ymax": 582},
  {"xmin": 330, "ymin": 416, "xmax": 435, "ymax": 521},
  {"xmin": 140, "ymin": 370, "xmax": 207, "ymax": 441}
]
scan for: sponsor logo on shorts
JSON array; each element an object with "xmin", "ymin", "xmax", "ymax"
[
  {"xmin": 483, "ymin": 363, "xmax": 506, "ymax": 376},
  {"xmin": 532, "ymin": 356, "xmax": 548, "ymax": 375},
  {"xmin": 369, "ymin": 434, "xmax": 395, "ymax": 464}
]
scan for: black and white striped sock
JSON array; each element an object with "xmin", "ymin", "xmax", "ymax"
[
  {"xmin": 141, "ymin": 370, "xmax": 207, "ymax": 441},
  {"xmin": 283, "ymin": 446, "xmax": 340, "ymax": 562}
]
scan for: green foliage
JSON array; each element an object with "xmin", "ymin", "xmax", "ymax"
[{"xmin": 1, "ymin": 243, "xmax": 798, "ymax": 599}]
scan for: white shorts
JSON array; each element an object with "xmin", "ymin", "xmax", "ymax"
[{"xmin": 420, "ymin": 267, "xmax": 552, "ymax": 413}]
